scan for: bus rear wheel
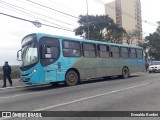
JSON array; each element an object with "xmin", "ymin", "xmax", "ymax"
[
  {"xmin": 122, "ymin": 67, "xmax": 129, "ymax": 79},
  {"xmin": 65, "ymin": 70, "xmax": 78, "ymax": 86}
]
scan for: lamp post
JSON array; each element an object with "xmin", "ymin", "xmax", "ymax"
[{"xmin": 86, "ymin": 0, "xmax": 89, "ymax": 39}]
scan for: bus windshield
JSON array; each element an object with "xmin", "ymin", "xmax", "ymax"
[{"xmin": 21, "ymin": 41, "xmax": 38, "ymax": 67}]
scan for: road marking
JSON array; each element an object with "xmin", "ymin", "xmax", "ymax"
[{"xmin": 33, "ymin": 83, "xmax": 149, "ymax": 111}]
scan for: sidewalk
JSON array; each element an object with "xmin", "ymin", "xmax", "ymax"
[
  {"xmin": 0, "ymin": 78, "xmax": 50, "ymax": 89},
  {"xmin": 0, "ymin": 78, "xmax": 26, "ymax": 88}
]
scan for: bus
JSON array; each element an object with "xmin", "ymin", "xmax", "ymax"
[{"xmin": 17, "ymin": 33, "xmax": 144, "ymax": 86}]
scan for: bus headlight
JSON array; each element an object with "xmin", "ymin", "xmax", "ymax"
[{"xmin": 33, "ymin": 69, "xmax": 37, "ymax": 72}]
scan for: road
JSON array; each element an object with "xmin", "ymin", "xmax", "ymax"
[{"xmin": 0, "ymin": 73, "xmax": 160, "ymax": 120}]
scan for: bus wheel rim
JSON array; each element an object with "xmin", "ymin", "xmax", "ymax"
[
  {"xmin": 123, "ymin": 68, "xmax": 128, "ymax": 77},
  {"xmin": 68, "ymin": 74, "xmax": 76, "ymax": 83}
]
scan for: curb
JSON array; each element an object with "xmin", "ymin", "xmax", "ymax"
[{"xmin": 0, "ymin": 83, "xmax": 50, "ymax": 90}]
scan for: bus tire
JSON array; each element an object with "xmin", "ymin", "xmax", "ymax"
[
  {"xmin": 65, "ymin": 70, "xmax": 78, "ymax": 86},
  {"xmin": 122, "ymin": 67, "xmax": 129, "ymax": 79},
  {"xmin": 149, "ymin": 71, "xmax": 152, "ymax": 73}
]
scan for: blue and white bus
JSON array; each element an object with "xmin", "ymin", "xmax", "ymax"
[{"xmin": 17, "ymin": 33, "xmax": 144, "ymax": 86}]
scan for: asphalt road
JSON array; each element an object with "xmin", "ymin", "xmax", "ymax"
[{"xmin": 0, "ymin": 73, "xmax": 160, "ymax": 120}]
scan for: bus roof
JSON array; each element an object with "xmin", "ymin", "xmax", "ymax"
[{"xmin": 34, "ymin": 33, "xmax": 143, "ymax": 49}]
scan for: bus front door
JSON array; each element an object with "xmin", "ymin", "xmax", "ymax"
[
  {"xmin": 44, "ymin": 66, "xmax": 57, "ymax": 82},
  {"xmin": 39, "ymin": 37, "xmax": 60, "ymax": 83}
]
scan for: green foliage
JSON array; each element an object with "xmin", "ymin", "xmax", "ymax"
[
  {"xmin": 74, "ymin": 15, "xmax": 126, "ymax": 43},
  {"xmin": 145, "ymin": 32, "xmax": 160, "ymax": 59},
  {"xmin": 141, "ymin": 22, "xmax": 160, "ymax": 59}
]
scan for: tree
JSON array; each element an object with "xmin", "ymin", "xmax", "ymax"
[
  {"xmin": 139, "ymin": 39, "xmax": 149, "ymax": 62},
  {"xmin": 145, "ymin": 32, "xmax": 160, "ymax": 59},
  {"xmin": 140, "ymin": 22, "xmax": 160, "ymax": 60},
  {"xmin": 104, "ymin": 23, "xmax": 125, "ymax": 43},
  {"xmin": 74, "ymin": 15, "xmax": 126, "ymax": 43},
  {"xmin": 123, "ymin": 30, "xmax": 141, "ymax": 45}
]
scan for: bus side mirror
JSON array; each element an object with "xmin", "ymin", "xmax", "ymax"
[{"xmin": 17, "ymin": 49, "xmax": 22, "ymax": 61}]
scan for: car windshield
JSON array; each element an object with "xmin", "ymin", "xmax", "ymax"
[
  {"xmin": 150, "ymin": 61, "xmax": 160, "ymax": 66},
  {"xmin": 21, "ymin": 41, "xmax": 38, "ymax": 67}
]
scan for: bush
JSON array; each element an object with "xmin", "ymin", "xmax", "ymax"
[
  {"xmin": 11, "ymin": 70, "xmax": 20, "ymax": 79},
  {"xmin": 0, "ymin": 70, "xmax": 20, "ymax": 80}
]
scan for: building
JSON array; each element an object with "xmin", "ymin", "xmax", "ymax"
[{"xmin": 105, "ymin": 0, "xmax": 142, "ymax": 45}]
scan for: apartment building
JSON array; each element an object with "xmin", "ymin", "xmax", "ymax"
[{"xmin": 105, "ymin": 0, "xmax": 142, "ymax": 45}]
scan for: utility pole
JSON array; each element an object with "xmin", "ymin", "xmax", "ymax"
[{"xmin": 86, "ymin": 0, "xmax": 89, "ymax": 39}]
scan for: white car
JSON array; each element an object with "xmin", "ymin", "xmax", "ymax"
[{"xmin": 148, "ymin": 61, "xmax": 160, "ymax": 73}]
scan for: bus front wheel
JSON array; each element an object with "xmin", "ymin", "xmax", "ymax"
[
  {"xmin": 65, "ymin": 70, "xmax": 78, "ymax": 86},
  {"xmin": 122, "ymin": 67, "xmax": 129, "ymax": 79}
]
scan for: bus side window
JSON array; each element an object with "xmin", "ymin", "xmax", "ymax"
[
  {"xmin": 120, "ymin": 47, "xmax": 129, "ymax": 58},
  {"xmin": 72, "ymin": 49, "xmax": 80, "ymax": 56},
  {"xmin": 98, "ymin": 45, "xmax": 110, "ymax": 58},
  {"xmin": 110, "ymin": 46, "xmax": 120, "ymax": 59},
  {"xmin": 41, "ymin": 46, "xmax": 59, "ymax": 59},
  {"xmin": 136, "ymin": 49, "xmax": 143, "ymax": 59},
  {"xmin": 129, "ymin": 48, "xmax": 136, "ymax": 59},
  {"xmin": 45, "ymin": 47, "xmax": 52, "ymax": 59},
  {"xmin": 39, "ymin": 37, "xmax": 60, "ymax": 67},
  {"xmin": 63, "ymin": 40, "xmax": 81, "ymax": 57},
  {"xmin": 83, "ymin": 43, "xmax": 96, "ymax": 58}
]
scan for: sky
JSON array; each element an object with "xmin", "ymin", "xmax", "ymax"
[{"xmin": 0, "ymin": 0, "xmax": 160, "ymax": 65}]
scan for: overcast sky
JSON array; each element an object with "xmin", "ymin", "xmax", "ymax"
[{"xmin": 0, "ymin": 0, "xmax": 159, "ymax": 65}]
